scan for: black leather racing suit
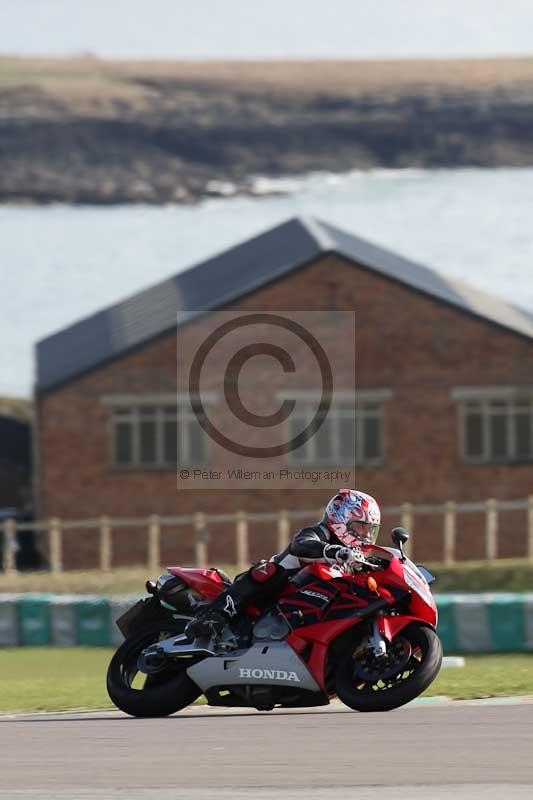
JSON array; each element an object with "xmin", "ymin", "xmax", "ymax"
[
  {"xmin": 273, "ymin": 522, "xmax": 344, "ymax": 569},
  {"xmin": 185, "ymin": 522, "xmax": 345, "ymax": 636}
]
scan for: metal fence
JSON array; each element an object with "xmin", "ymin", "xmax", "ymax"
[{"xmin": 2, "ymin": 496, "xmax": 533, "ymax": 575}]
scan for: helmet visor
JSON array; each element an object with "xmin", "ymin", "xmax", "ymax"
[{"xmin": 344, "ymin": 520, "xmax": 380, "ymax": 545}]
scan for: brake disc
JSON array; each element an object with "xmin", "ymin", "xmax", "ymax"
[{"xmin": 353, "ymin": 637, "xmax": 412, "ymax": 682}]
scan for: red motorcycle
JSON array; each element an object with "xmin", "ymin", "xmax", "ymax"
[{"xmin": 107, "ymin": 527, "xmax": 442, "ymax": 716}]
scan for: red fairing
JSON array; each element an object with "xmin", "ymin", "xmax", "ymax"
[
  {"xmin": 166, "ymin": 567, "xmax": 225, "ymax": 600},
  {"xmin": 308, "ymin": 562, "xmax": 342, "ymax": 582},
  {"xmin": 379, "ymin": 614, "xmax": 423, "ymax": 642},
  {"xmin": 287, "ymin": 618, "xmax": 360, "ymax": 691},
  {"xmin": 169, "ymin": 547, "xmax": 439, "ymax": 696},
  {"xmin": 276, "ymin": 552, "xmax": 438, "ymax": 692}
]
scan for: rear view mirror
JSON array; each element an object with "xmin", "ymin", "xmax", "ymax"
[
  {"xmin": 391, "ymin": 527, "xmax": 410, "ymax": 562},
  {"xmin": 391, "ymin": 527, "xmax": 410, "ymax": 546}
]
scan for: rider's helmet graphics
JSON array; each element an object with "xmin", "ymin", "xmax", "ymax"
[{"xmin": 324, "ymin": 488, "xmax": 381, "ymax": 546}]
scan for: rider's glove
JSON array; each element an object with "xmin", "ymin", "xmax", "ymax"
[{"xmin": 323, "ymin": 544, "xmax": 352, "ymax": 564}]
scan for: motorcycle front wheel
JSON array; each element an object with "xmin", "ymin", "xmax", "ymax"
[
  {"xmin": 335, "ymin": 622, "xmax": 442, "ymax": 712},
  {"xmin": 106, "ymin": 621, "xmax": 201, "ymax": 717}
]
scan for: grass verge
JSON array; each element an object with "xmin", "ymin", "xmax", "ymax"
[
  {"xmin": 423, "ymin": 654, "xmax": 533, "ymax": 700},
  {"xmin": 0, "ymin": 650, "xmax": 531, "ymax": 714},
  {"xmin": 2, "ymin": 559, "xmax": 533, "ymax": 595},
  {"xmin": 0, "ymin": 648, "xmax": 115, "ymax": 713},
  {"xmin": 427, "ymin": 559, "xmax": 533, "ymax": 592},
  {"xmin": 0, "ymin": 566, "xmax": 237, "ymax": 596}
]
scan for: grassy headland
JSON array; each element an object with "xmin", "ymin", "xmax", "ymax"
[{"xmin": 2, "ymin": 56, "xmax": 533, "ymax": 204}]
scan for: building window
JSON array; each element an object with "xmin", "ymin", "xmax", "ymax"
[
  {"xmin": 103, "ymin": 395, "xmax": 209, "ymax": 469},
  {"xmin": 283, "ymin": 391, "xmax": 389, "ymax": 466},
  {"xmin": 453, "ymin": 388, "xmax": 533, "ymax": 464}
]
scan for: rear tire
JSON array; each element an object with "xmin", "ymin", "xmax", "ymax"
[
  {"xmin": 106, "ymin": 621, "xmax": 201, "ymax": 717},
  {"xmin": 335, "ymin": 623, "xmax": 442, "ymax": 712}
]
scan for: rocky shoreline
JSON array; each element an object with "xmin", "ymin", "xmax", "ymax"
[{"xmin": 2, "ymin": 57, "xmax": 533, "ymax": 205}]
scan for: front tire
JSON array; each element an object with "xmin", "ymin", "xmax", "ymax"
[
  {"xmin": 335, "ymin": 623, "xmax": 442, "ymax": 712},
  {"xmin": 106, "ymin": 621, "xmax": 201, "ymax": 717}
]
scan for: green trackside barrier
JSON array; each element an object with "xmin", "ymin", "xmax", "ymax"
[
  {"xmin": 0, "ymin": 594, "xmax": 19, "ymax": 646},
  {"xmin": 74, "ymin": 597, "xmax": 112, "ymax": 647},
  {"xmin": 486, "ymin": 594, "xmax": 526, "ymax": 652},
  {"xmin": 17, "ymin": 594, "xmax": 51, "ymax": 646},
  {"xmin": 434, "ymin": 593, "xmax": 533, "ymax": 653},
  {"xmin": 434, "ymin": 594, "xmax": 458, "ymax": 653},
  {"xmin": 1, "ymin": 593, "xmax": 533, "ymax": 651}
]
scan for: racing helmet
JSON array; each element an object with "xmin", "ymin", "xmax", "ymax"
[{"xmin": 324, "ymin": 488, "xmax": 381, "ymax": 546}]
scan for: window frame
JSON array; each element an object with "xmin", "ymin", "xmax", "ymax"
[
  {"xmin": 101, "ymin": 393, "xmax": 214, "ymax": 470},
  {"xmin": 452, "ymin": 386, "xmax": 533, "ymax": 465},
  {"xmin": 279, "ymin": 389, "xmax": 390, "ymax": 467}
]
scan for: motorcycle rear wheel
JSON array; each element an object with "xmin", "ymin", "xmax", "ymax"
[
  {"xmin": 106, "ymin": 621, "xmax": 201, "ymax": 717},
  {"xmin": 335, "ymin": 622, "xmax": 442, "ymax": 712}
]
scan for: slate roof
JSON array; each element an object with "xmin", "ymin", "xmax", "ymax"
[{"xmin": 36, "ymin": 216, "xmax": 533, "ymax": 392}]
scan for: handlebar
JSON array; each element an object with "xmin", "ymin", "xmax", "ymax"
[{"xmin": 324, "ymin": 547, "xmax": 384, "ymax": 572}]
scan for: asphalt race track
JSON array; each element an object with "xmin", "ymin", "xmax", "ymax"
[{"xmin": 1, "ymin": 699, "xmax": 533, "ymax": 800}]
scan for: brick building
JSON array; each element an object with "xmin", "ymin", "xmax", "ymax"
[{"xmin": 35, "ymin": 217, "xmax": 533, "ymax": 566}]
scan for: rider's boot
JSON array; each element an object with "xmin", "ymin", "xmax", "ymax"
[
  {"xmin": 184, "ymin": 560, "xmax": 288, "ymax": 641},
  {"xmin": 184, "ymin": 592, "xmax": 238, "ymax": 640}
]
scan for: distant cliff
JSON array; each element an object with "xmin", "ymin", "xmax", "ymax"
[{"xmin": 2, "ymin": 56, "xmax": 533, "ymax": 204}]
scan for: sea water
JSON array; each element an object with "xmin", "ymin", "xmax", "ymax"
[{"xmin": 1, "ymin": 167, "xmax": 532, "ymax": 396}]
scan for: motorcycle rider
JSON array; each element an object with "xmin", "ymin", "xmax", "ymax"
[{"xmin": 184, "ymin": 488, "xmax": 381, "ymax": 640}]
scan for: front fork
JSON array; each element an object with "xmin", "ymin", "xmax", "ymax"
[{"xmin": 369, "ymin": 615, "xmax": 388, "ymax": 658}]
